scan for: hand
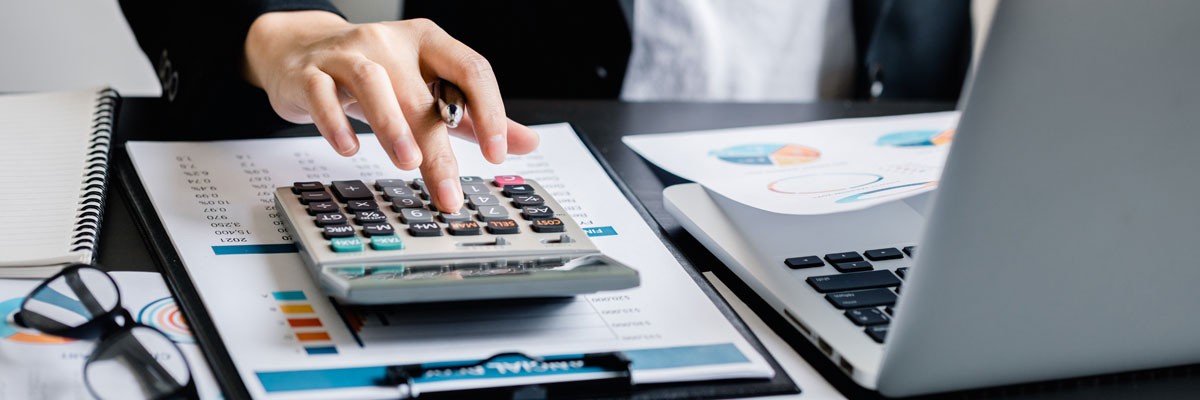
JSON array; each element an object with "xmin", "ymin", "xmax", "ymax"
[{"xmin": 243, "ymin": 11, "xmax": 539, "ymax": 211}]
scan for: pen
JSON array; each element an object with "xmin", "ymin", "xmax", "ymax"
[{"xmin": 434, "ymin": 79, "xmax": 465, "ymax": 129}]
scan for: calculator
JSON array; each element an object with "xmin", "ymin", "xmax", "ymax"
[{"xmin": 274, "ymin": 176, "xmax": 640, "ymax": 304}]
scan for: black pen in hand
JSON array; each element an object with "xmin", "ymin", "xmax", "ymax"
[{"xmin": 434, "ymin": 79, "xmax": 465, "ymax": 129}]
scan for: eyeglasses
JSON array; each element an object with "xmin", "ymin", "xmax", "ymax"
[{"xmin": 15, "ymin": 264, "xmax": 197, "ymax": 399}]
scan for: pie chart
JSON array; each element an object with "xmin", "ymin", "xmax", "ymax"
[
  {"xmin": 876, "ymin": 129, "xmax": 956, "ymax": 147},
  {"xmin": 709, "ymin": 144, "xmax": 821, "ymax": 166},
  {"xmin": 0, "ymin": 297, "xmax": 74, "ymax": 344}
]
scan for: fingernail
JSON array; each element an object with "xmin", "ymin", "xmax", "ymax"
[
  {"xmin": 335, "ymin": 133, "xmax": 357, "ymax": 155},
  {"xmin": 437, "ymin": 178, "xmax": 463, "ymax": 211},
  {"xmin": 392, "ymin": 140, "xmax": 420, "ymax": 168},
  {"xmin": 488, "ymin": 135, "xmax": 507, "ymax": 163}
]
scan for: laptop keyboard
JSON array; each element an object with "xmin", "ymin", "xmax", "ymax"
[{"xmin": 791, "ymin": 246, "xmax": 915, "ymax": 343}]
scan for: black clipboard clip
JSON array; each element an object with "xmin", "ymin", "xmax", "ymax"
[{"xmin": 378, "ymin": 351, "xmax": 632, "ymax": 399}]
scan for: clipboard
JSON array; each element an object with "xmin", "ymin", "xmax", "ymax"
[{"xmin": 112, "ymin": 123, "xmax": 799, "ymax": 399}]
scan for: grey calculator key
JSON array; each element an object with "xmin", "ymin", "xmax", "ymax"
[
  {"xmin": 382, "ymin": 186, "xmax": 415, "ymax": 200},
  {"xmin": 345, "ymin": 199, "xmax": 378, "ymax": 211},
  {"xmin": 461, "ymin": 183, "xmax": 490, "ymax": 197},
  {"xmin": 521, "ymin": 206, "xmax": 554, "ymax": 220},
  {"xmin": 354, "ymin": 210, "xmax": 388, "ymax": 224},
  {"xmin": 315, "ymin": 212, "xmax": 348, "ymax": 226},
  {"xmin": 467, "ymin": 194, "xmax": 499, "ymax": 209},
  {"xmin": 475, "ymin": 205, "xmax": 509, "ymax": 221},
  {"xmin": 459, "ymin": 176, "xmax": 484, "ymax": 184},
  {"xmin": 390, "ymin": 195, "xmax": 423, "ymax": 210},
  {"xmin": 438, "ymin": 207, "xmax": 471, "ymax": 223},
  {"xmin": 374, "ymin": 179, "xmax": 406, "ymax": 190},
  {"xmin": 399, "ymin": 208, "xmax": 434, "ymax": 224}
]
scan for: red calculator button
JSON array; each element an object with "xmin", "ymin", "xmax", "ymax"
[{"xmin": 493, "ymin": 175, "xmax": 525, "ymax": 186}]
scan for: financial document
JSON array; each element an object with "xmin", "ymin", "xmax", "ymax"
[
  {"xmin": 0, "ymin": 272, "xmax": 221, "ymax": 399},
  {"xmin": 623, "ymin": 112, "xmax": 960, "ymax": 215},
  {"xmin": 126, "ymin": 124, "xmax": 773, "ymax": 399}
]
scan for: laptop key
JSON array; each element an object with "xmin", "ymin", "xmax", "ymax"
[
  {"xmin": 845, "ymin": 308, "xmax": 890, "ymax": 326},
  {"xmin": 865, "ymin": 324, "xmax": 889, "ymax": 343},
  {"xmin": 884, "ymin": 305, "xmax": 895, "ymax": 315},
  {"xmin": 896, "ymin": 267, "xmax": 909, "ymax": 279},
  {"xmin": 824, "ymin": 252, "xmax": 864, "ymax": 264},
  {"xmin": 902, "ymin": 246, "xmax": 916, "ymax": 257},
  {"xmin": 807, "ymin": 270, "xmax": 900, "ymax": 293},
  {"xmin": 864, "ymin": 248, "xmax": 904, "ymax": 261},
  {"xmin": 825, "ymin": 288, "xmax": 897, "ymax": 309},
  {"xmin": 833, "ymin": 261, "xmax": 873, "ymax": 273},
  {"xmin": 785, "ymin": 256, "xmax": 824, "ymax": 269}
]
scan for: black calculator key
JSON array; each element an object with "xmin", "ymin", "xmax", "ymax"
[
  {"xmin": 374, "ymin": 179, "xmax": 406, "ymax": 190},
  {"xmin": 323, "ymin": 224, "xmax": 355, "ymax": 239},
  {"xmin": 438, "ymin": 207, "xmax": 471, "ymax": 223},
  {"xmin": 486, "ymin": 219, "xmax": 520, "ymax": 234},
  {"xmin": 362, "ymin": 223, "xmax": 396, "ymax": 236},
  {"xmin": 459, "ymin": 176, "xmax": 484, "ymax": 184},
  {"xmin": 501, "ymin": 184, "xmax": 535, "ymax": 197},
  {"xmin": 354, "ymin": 210, "xmax": 388, "ymax": 224},
  {"xmin": 475, "ymin": 205, "xmax": 509, "ymax": 221},
  {"xmin": 467, "ymin": 194, "xmax": 500, "ymax": 209},
  {"xmin": 314, "ymin": 212, "xmax": 348, "ymax": 226},
  {"xmin": 902, "ymin": 246, "xmax": 916, "ymax": 257},
  {"xmin": 806, "ymin": 270, "xmax": 901, "ymax": 293},
  {"xmin": 381, "ymin": 186, "xmax": 416, "ymax": 200},
  {"xmin": 408, "ymin": 222, "xmax": 442, "ymax": 237},
  {"xmin": 398, "ymin": 208, "xmax": 434, "ymax": 224},
  {"xmin": 865, "ymin": 325, "xmax": 889, "ymax": 343},
  {"xmin": 833, "ymin": 261, "xmax": 874, "ymax": 273},
  {"xmin": 331, "ymin": 180, "xmax": 373, "ymax": 202},
  {"xmin": 845, "ymin": 308, "xmax": 890, "ymax": 326},
  {"xmin": 531, "ymin": 218, "xmax": 566, "ymax": 233},
  {"xmin": 512, "ymin": 194, "xmax": 545, "ymax": 207},
  {"xmin": 521, "ymin": 206, "xmax": 554, "ymax": 220},
  {"xmin": 306, "ymin": 201, "xmax": 338, "ymax": 215},
  {"xmin": 391, "ymin": 196, "xmax": 423, "ymax": 210},
  {"xmin": 864, "ymin": 248, "xmax": 904, "ymax": 261},
  {"xmin": 299, "ymin": 191, "xmax": 332, "ymax": 204},
  {"xmin": 448, "ymin": 221, "xmax": 482, "ymax": 236},
  {"xmin": 824, "ymin": 252, "xmax": 864, "ymax": 264},
  {"xmin": 292, "ymin": 181, "xmax": 325, "ymax": 193},
  {"xmin": 784, "ymin": 256, "xmax": 824, "ymax": 269},
  {"xmin": 825, "ymin": 288, "xmax": 897, "ymax": 309},
  {"xmin": 345, "ymin": 200, "xmax": 378, "ymax": 212},
  {"xmin": 896, "ymin": 267, "xmax": 909, "ymax": 279},
  {"xmin": 461, "ymin": 183, "xmax": 490, "ymax": 196}
]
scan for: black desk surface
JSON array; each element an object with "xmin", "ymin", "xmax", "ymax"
[{"xmin": 100, "ymin": 98, "xmax": 1200, "ymax": 399}]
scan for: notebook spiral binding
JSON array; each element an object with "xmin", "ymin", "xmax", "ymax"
[{"xmin": 72, "ymin": 88, "xmax": 119, "ymax": 253}]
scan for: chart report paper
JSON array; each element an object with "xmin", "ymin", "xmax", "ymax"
[{"xmin": 127, "ymin": 124, "xmax": 773, "ymax": 399}]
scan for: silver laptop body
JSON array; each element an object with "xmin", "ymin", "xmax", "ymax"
[{"xmin": 664, "ymin": 0, "xmax": 1200, "ymax": 396}]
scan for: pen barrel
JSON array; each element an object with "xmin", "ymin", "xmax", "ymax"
[{"xmin": 435, "ymin": 80, "xmax": 466, "ymax": 128}]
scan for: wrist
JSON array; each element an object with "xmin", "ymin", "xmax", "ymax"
[{"xmin": 243, "ymin": 10, "xmax": 349, "ymax": 88}]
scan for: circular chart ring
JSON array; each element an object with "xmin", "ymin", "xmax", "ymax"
[{"xmin": 137, "ymin": 296, "xmax": 193, "ymax": 344}]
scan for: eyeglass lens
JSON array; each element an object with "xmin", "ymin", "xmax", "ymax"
[
  {"xmin": 85, "ymin": 325, "xmax": 191, "ymax": 399},
  {"xmin": 22, "ymin": 267, "xmax": 120, "ymax": 332}
]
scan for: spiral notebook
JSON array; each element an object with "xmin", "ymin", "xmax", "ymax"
[{"xmin": 0, "ymin": 88, "xmax": 118, "ymax": 278}]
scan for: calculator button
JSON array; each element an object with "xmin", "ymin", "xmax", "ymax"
[
  {"xmin": 864, "ymin": 248, "xmax": 904, "ymax": 261},
  {"xmin": 466, "ymin": 194, "xmax": 500, "ymax": 209},
  {"xmin": 291, "ymin": 181, "xmax": 324, "ymax": 193},
  {"xmin": 461, "ymin": 183, "xmax": 490, "ymax": 197},
  {"xmin": 512, "ymin": 194, "xmax": 545, "ymax": 207},
  {"xmin": 501, "ymin": 184, "xmax": 535, "ymax": 197},
  {"xmin": 531, "ymin": 218, "xmax": 566, "ymax": 233},
  {"xmin": 300, "ymin": 191, "xmax": 332, "ymax": 204},
  {"xmin": 459, "ymin": 176, "xmax": 484, "ymax": 184},
  {"xmin": 374, "ymin": 179, "xmax": 406, "ymax": 190},
  {"xmin": 475, "ymin": 205, "xmax": 509, "ymax": 221},
  {"xmin": 398, "ymin": 208, "xmax": 434, "ymax": 224},
  {"xmin": 521, "ymin": 206, "xmax": 554, "ymax": 220},
  {"xmin": 486, "ymin": 219, "xmax": 520, "ymax": 234},
  {"xmin": 331, "ymin": 180, "xmax": 373, "ymax": 202},
  {"xmin": 493, "ymin": 175, "xmax": 524, "ymax": 186},
  {"xmin": 353, "ymin": 210, "xmax": 388, "ymax": 224},
  {"xmin": 390, "ymin": 196, "xmax": 423, "ymax": 210},
  {"xmin": 370, "ymin": 234, "xmax": 405, "ymax": 251},
  {"xmin": 330, "ymin": 236, "xmax": 364, "ymax": 252},
  {"xmin": 362, "ymin": 223, "xmax": 396, "ymax": 237},
  {"xmin": 437, "ymin": 207, "xmax": 471, "ymax": 223},
  {"xmin": 447, "ymin": 221, "xmax": 482, "ymax": 236},
  {"xmin": 345, "ymin": 200, "xmax": 378, "ymax": 212},
  {"xmin": 407, "ymin": 222, "xmax": 443, "ymax": 237},
  {"xmin": 381, "ymin": 186, "xmax": 416, "ymax": 200},
  {"xmin": 323, "ymin": 224, "xmax": 355, "ymax": 239},
  {"xmin": 314, "ymin": 212, "xmax": 348, "ymax": 226},
  {"xmin": 306, "ymin": 201, "xmax": 338, "ymax": 215}
]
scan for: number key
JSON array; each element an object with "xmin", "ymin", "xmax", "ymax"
[
  {"xmin": 398, "ymin": 208, "xmax": 433, "ymax": 224},
  {"xmin": 437, "ymin": 207, "xmax": 471, "ymax": 223},
  {"xmin": 461, "ymin": 183, "xmax": 490, "ymax": 196},
  {"xmin": 390, "ymin": 195, "xmax": 423, "ymax": 210}
]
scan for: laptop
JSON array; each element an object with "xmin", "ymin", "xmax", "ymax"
[{"xmin": 663, "ymin": 1, "xmax": 1200, "ymax": 396}]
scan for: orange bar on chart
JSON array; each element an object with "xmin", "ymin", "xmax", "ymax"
[
  {"xmin": 279, "ymin": 304, "xmax": 315, "ymax": 314},
  {"xmin": 287, "ymin": 318, "xmax": 323, "ymax": 328},
  {"xmin": 295, "ymin": 332, "xmax": 332, "ymax": 342}
]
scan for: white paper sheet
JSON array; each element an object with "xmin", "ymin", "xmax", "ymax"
[
  {"xmin": 126, "ymin": 123, "xmax": 774, "ymax": 399},
  {"xmin": 623, "ymin": 112, "xmax": 960, "ymax": 215},
  {"xmin": 0, "ymin": 272, "xmax": 221, "ymax": 399}
]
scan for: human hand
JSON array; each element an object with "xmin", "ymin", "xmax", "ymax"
[{"xmin": 243, "ymin": 11, "xmax": 540, "ymax": 212}]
